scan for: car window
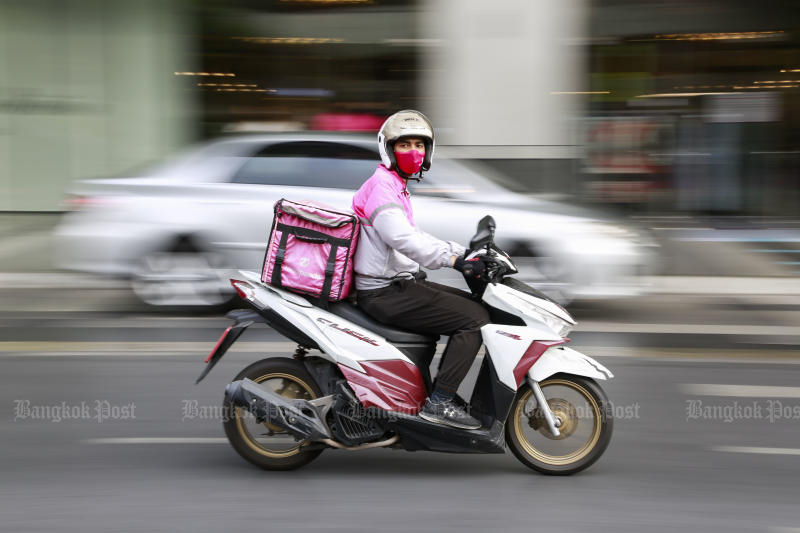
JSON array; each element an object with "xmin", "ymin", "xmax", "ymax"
[
  {"xmin": 230, "ymin": 141, "xmax": 379, "ymax": 189},
  {"xmin": 109, "ymin": 140, "xmax": 257, "ymax": 181}
]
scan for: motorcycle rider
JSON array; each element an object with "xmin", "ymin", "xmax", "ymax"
[{"xmin": 352, "ymin": 109, "xmax": 489, "ymax": 430}]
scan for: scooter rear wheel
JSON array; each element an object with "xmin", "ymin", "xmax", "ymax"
[
  {"xmin": 223, "ymin": 358, "xmax": 324, "ymax": 470},
  {"xmin": 505, "ymin": 374, "xmax": 613, "ymax": 475}
]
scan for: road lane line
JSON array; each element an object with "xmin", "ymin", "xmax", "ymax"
[
  {"xmin": 2, "ymin": 343, "xmax": 800, "ymax": 363},
  {"xmin": 576, "ymin": 322, "xmax": 800, "ymax": 336},
  {"xmin": 641, "ymin": 276, "xmax": 800, "ymax": 295},
  {"xmin": 680, "ymin": 384, "xmax": 800, "ymax": 398},
  {"xmin": 4, "ymin": 316, "xmax": 800, "ymax": 336},
  {"xmin": 0, "ymin": 272, "xmax": 128, "ymax": 289},
  {"xmin": 0, "ymin": 341, "xmax": 299, "ymax": 354},
  {"xmin": 712, "ymin": 446, "xmax": 800, "ymax": 456},
  {"xmin": 85, "ymin": 437, "xmax": 228, "ymax": 444},
  {"xmin": 5, "ymin": 273, "xmax": 800, "ymax": 295},
  {"xmin": 554, "ymin": 347, "xmax": 800, "ymax": 363},
  {"xmin": 0, "ymin": 317, "xmax": 229, "ymax": 328}
]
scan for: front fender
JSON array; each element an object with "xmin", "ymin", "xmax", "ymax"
[{"xmin": 529, "ymin": 346, "xmax": 613, "ymax": 382}]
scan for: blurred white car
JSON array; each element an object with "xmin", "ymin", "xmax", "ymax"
[{"xmin": 54, "ymin": 133, "xmax": 658, "ymax": 308}]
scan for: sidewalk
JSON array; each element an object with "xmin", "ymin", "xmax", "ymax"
[{"xmin": 0, "ymin": 212, "xmax": 61, "ymax": 272}]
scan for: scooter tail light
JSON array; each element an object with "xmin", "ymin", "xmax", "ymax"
[{"xmin": 230, "ymin": 279, "xmax": 255, "ymax": 300}]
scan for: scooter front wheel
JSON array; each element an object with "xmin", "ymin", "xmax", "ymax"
[{"xmin": 505, "ymin": 374, "xmax": 613, "ymax": 475}]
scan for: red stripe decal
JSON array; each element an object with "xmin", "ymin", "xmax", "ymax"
[
  {"xmin": 338, "ymin": 360, "xmax": 427, "ymax": 414},
  {"xmin": 205, "ymin": 326, "xmax": 233, "ymax": 363},
  {"xmin": 512, "ymin": 339, "xmax": 567, "ymax": 387}
]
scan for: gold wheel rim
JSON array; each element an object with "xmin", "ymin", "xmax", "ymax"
[
  {"xmin": 234, "ymin": 372, "xmax": 316, "ymax": 458},
  {"xmin": 512, "ymin": 379, "xmax": 602, "ymax": 466}
]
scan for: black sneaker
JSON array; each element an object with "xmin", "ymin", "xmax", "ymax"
[{"xmin": 418, "ymin": 398, "xmax": 481, "ymax": 430}]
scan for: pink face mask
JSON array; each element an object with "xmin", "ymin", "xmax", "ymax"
[{"xmin": 395, "ymin": 149, "xmax": 424, "ymax": 175}]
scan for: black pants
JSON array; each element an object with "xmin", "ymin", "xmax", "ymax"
[{"xmin": 357, "ymin": 280, "xmax": 490, "ymax": 394}]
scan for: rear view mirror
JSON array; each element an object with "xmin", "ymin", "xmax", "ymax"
[{"xmin": 469, "ymin": 215, "xmax": 496, "ymax": 250}]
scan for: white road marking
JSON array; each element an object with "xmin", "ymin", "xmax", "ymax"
[
  {"xmin": 0, "ymin": 341, "xmax": 299, "ymax": 355},
  {"xmin": 712, "ymin": 446, "xmax": 800, "ymax": 456},
  {"xmin": 680, "ymin": 384, "xmax": 800, "ymax": 398},
  {"xmin": 0, "ymin": 317, "xmax": 254, "ymax": 334},
  {"xmin": 576, "ymin": 322, "xmax": 800, "ymax": 336},
  {"xmin": 4, "ymin": 272, "xmax": 800, "ymax": 295},
  {"xmin": 85, "ymin": 437, "xmax": 228, "ymax": 444},
  {"xmin": 1, "ymin": 342, "xmax": 799, "ymax": 366},
  {"xmin": 641, "ymin": 276, "xmax": 800, "ymax": 296},
  {"xmin": 651, "ymin": 227, "xmax": 714, "ymax": 231},
  {"xmin": 653, "ymin": 358, "xmax": 800, "ymax": 365},
  {"xmin": 0, "ymin": 272, "xmax": 127, "ymax": 289},
  {"xmin": 569, "ymin": 347, "xmax": 800, "ymax": 364},
  {"xmin": 2, "ymin": 314, "xmax": 800, "ymax": 337},
  {"xmin": 0, "ymin": 317, "xmax": 228, "ymax": 328}
]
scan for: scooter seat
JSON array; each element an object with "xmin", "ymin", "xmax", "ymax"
[{"xmin": 328, "ymin": 302, "xmax": 439, "ymax": 344}]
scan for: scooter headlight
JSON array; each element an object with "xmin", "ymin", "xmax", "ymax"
[
  {"xmin": 522, "ymin": 303, "xmax": 574, "ymax": 337},
  {"xmin": 543, "ymin": 311, "xmax": 574, "ymax": 337}
]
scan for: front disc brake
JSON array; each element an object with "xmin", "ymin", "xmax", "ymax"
[{"xmin": 528, "ymin": 398, "xmax": 578, "ymax": 440}]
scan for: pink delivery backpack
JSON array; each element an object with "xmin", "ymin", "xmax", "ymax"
[{"xmin": 262, "ymin": 199, "xmax": 359, "ymax": 306}]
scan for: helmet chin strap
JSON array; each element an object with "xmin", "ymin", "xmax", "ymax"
[{"xmin": 395, "ymin": 167, "xmax": 424, "ymax": 182}]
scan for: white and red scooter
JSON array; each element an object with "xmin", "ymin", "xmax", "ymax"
[{"xmin": 197, "ymin": 216, "xmax": 613, "ymax": 474}]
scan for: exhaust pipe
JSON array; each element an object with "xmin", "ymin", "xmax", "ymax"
[{"xmin": 225, "ymin": 378, "xmax": 331, "ymax": 441}]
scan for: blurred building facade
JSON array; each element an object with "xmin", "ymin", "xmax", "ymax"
[
  {"xmin": 0, "ymin": 0, "xmax": 193, "ymax": 211},
  {"xmin": 194, "ymin": 0, "xmax": 588, "ymax": 199},
  {"xmin": 1, "ymin": 0, "xmax": 798, "ymax": 216},
  {"xmin": 0, "ymin": 0, "xmax": 589, "ymax": 211},
  {"xmin": 584, "ymin": 0, "xmax": 800, "ymax": 215}
]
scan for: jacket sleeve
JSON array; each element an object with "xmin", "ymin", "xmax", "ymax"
[{"xmin": 372, "ymin": 206, "xmax": 465, "ymax": 269}]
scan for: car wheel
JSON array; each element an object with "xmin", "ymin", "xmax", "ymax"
[{"xmin": 131, "ymin": 241, "xmax": 236, "ymax": 310}]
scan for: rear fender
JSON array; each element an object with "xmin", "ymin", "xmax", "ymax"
[
  {"xmin": 195, "ymin": 309, "xmax": 262, "ymax": 384},
  {"xmin": 528, "ymin": 346, "xmax": 613, "ymax": 382}
]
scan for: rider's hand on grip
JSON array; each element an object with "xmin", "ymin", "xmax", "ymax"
[{"xmin": 453, "ymin": 256, "xmax": 487, "ymax": 279}]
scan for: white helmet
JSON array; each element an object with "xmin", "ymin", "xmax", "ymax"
[{"xmin": 377, "ymin": 110, "xmax": 435, "ymax": 175}]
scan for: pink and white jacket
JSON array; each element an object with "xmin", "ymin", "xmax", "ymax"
[{"xmin": 352, "ymin": 164, "xmax": 465, "ymax": 290}]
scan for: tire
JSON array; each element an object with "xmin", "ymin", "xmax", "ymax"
[
  {"xmin": 131, "ymin": 239, "xmax": 237, "ymax": 312},
  {"xmin": 223, "ymin": 358, "xmax": 325, "ymax": 471},
  {"xmin": 505, "ymin": 374, "xmax": 613, "ymax": 475}
]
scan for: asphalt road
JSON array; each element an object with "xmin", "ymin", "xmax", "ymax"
[{"xmin": 2, "ymin": 292, "xmax": 800, "ymax": 532}]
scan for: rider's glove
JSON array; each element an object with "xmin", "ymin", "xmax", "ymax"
[{"xmin": 453, "ymin": 256, "xmax": 487, "ymax": 279}]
